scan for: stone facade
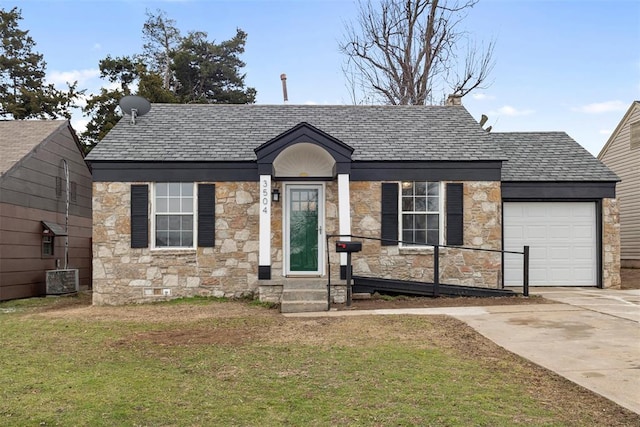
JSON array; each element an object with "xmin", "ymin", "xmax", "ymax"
[
  {"xmin": 92, "ymin": 179, "xmax": 621, "ymax": 305},
  {"xmin": 92, "ymin": 182, "xmax": 261, "ymax": 305},
  {"xmin": 602, "ymin": 198, "xmax": 621, "ymax": 289},
  {"xmin": 347, "ymin": 181, "xmax": 503, "ymax": 288}
]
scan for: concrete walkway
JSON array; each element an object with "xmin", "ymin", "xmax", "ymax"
[{"xmin": 285, "ymin": 287, "xmax": 640, "ymax": 414}]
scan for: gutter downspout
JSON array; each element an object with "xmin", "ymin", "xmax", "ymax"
[{"xmin": 61, "ymin": 159, "xmax": 69, "ymax": 269}]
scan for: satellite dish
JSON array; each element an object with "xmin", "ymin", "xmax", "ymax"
[{"xmin": 119, "ymin": 95, "xmax": 151, "ymax": 125}]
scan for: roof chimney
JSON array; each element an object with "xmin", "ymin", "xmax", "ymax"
[
  {"xmin": 446, "ymin": 94, "xmax": 462, "ymax": 106},
  {"xmin": 280, "ymin": 73, "xmax": 288, "ymax": 104}
]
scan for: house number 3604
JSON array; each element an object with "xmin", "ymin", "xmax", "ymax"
[{"xmin": 262, "ymin": 180, "xmax": 269, "ymax": 214}]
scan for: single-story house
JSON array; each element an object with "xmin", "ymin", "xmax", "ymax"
[
  {"xmin": 0, "ymin": 120, "xmax": 92, "ymax": 301},
  {"xmin": 85, "ymin": 97, "xmax": 620, "ymax": 307},
  {"xmin": 598, "ymin": 101, "xmax": 640, "ymax": 268}
]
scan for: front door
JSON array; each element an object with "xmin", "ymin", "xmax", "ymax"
[{"xmin": 286, "ymin": 185, "xmax": 323, "ymax": 275}]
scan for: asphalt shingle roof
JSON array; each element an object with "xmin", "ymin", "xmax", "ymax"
[
  {"xmin": 0, "ymin": 120, "xmax": 67, "ymax": 175},
  {"xmin": 494, "ymin": 132, "xmax": 619, "ymax": 182},
  {"xmin": 86, "ymin": 104, "xmax": 503, "ymax": 162},
  {"xmin": 86, "ymin": 104, "xmax": 618, "ymax": 183}
]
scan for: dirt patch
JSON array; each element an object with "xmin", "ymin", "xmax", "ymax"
[
  {"xmin": 332, "ymin": 293, "xmax": 551, "ymax": 311},
  {"xmin": 122, "ymin": 327, "xmax": 260, "ymax": 346},
  {"xmin": 28, "ymin": 291, "xmax": 552, "ymax": 320},
  {"xmin": 33, "ymin": 297, "xmax": 278, "ymax": 323}
]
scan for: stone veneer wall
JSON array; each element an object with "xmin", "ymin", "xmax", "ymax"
[
  {"xmin": 92, "ymin": 182, "xmax": 261, "ymax": 305},
  {"xmin": 347, "ymin": 181, "xmax": 503, "ymax": 288},
  {"xmin": 93, "ymin": 179, "xmax": 618, "ymax": 304},
  {"xmin": 603, "ymin": 198, "xmax": 621, "ymax": 289}
]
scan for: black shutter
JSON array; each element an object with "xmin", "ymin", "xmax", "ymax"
[
  {"xmin": 446, "ymin": 183, "xmax": 464, "ymax": 246},
  {"xmin": 381, "ymin": 183, "xmax": 399, "ymax": 246},
  {"xmin": 198, "ymin": 184, "xmax": 215, "ymax": 247},
  {"xmin": 131, "ymin": 185, "xmax": 149, "ymax": 248}
]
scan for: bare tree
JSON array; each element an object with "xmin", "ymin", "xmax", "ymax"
[
  {"xmin": 142, "ymin": 9, "xmax": 181, "ymax": 91},
  {"xmin": 340, "ymin": 0, "xmax": 494, "ymax": 105}
]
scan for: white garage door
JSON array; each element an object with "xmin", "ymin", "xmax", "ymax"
[{"xmin": 504, "ymin": 202, "xmax": 597, "ymax": 286}]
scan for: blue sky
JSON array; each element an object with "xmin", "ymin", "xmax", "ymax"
[{"xmin": 8, "ymin": 0, "xmax": 640, "ymax": 155}]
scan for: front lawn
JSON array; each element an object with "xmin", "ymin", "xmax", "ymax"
[{"xmin": 0, "ymin": 295, "xmax": 637, "ymax": 426}]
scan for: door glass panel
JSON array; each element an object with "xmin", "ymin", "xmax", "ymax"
[{"xmin": 289, "ymin": 188, "xmax": 319, "ymax": 272}]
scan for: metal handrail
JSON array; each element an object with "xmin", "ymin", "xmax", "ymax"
[{"xmin": 325, "ymin": 233, "xmax": 530, "ymax": 310}]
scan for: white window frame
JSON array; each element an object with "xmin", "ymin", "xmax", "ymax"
[
  {"xmin": 151, "ymin": 182, "xmax": 197, "ymax": 250},
  {"xmin": 42, "ymin": 234, "xmax": 55, "ymax": 257},
  {"xmin": 398, "ymin": 181, "xmax": 444, "ymax": 249}
]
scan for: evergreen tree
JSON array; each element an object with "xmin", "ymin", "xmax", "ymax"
[
  {"xmin": 0, "ymin": 7, "xmax": 81, "ymax": 119},
  {"xmin": 82, "ymin": 10, "xmax": 255, "ymax": 151},
  {"xmin": 173, "ymin": 29, "xmax": 256, "ymax": 104},
  {"xmin": 82, "ymin": 55, "xmax": 179, "ymax": 149}
]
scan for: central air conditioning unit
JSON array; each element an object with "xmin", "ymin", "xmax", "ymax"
[{"xmin": 46, "ymin": 269, "xmax": 79, "ymax": 295}]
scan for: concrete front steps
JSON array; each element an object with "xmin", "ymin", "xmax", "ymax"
[{"xmin": 280, "ymin": 279, "xmax": 328, "ymax": 313}]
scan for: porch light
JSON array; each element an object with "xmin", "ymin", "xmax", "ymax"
[{"xmin": 272, "ymin": 188, "xmax": 280, "ymax": 202}]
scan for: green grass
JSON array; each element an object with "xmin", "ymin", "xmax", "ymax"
[
  {"xmin": 0, "ymin": 297, "xmax": 636, "ymax": 426},
  {"xmin": 0, "ymin": 294, "xmax": 82, "ymax": 311}
]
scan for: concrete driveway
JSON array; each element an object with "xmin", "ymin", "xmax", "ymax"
[
  {"xmin": 287, "ymin": 287, "xmax": 640, "ymax": 414},
  {"xmin": 454, "ymin": 288, "xmax": 640, "ymax": 414}
]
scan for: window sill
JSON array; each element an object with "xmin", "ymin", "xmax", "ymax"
[
  {"xmin": 150, "ymin": 247, "xmax": 197, "ymax": 254},
  {"xmin": 398, "ymin": 246, "xmax": 449, "ymax": 255},
  {"xmin": 399, "ymin": 245, "xmax": 434, "ymax": 252}
]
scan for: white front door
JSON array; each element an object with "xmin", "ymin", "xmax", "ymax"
[
  {"xmin": 504, "ymin": 202, "xmax": 597, "ymax": 286},
  {"xmin": 285, "ymin": 184, "xmax": 324, "ymax": 276}
]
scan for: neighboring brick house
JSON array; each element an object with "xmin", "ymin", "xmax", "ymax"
[
  {"xmin": 598, "ymin": 101, "xmax": 640, "ymax": 268},
  {"xmin": 0, "ymin": 121, "xmax": 92, "ymax": 300},
  {"xmin": 85, "ymin": 99, "xmax": 620, "ymax": 308}
]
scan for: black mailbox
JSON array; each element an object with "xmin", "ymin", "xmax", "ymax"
[{"xmin": 336, "ymin": 241, "xmax": 362, "ymax": 253}]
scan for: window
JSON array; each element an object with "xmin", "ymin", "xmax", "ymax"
[
  {"xmin": 42, "ymin": 234, "xmax": 54, "ymax": 256},
  {"xmin": 154, "ymin": 183, "xmax": 195, "ymax": 248},
  {"xmin": 70, "ymin": 181, "xmax": 77, "ymax": 202},
  {"xmin": 41, "ymin": 221, "xmax": 66, "ymax": 257},
  {"xmin": 631, "ymin": 121, "xmax": 640, "ymax": 150},
  {"xmin": 401, "ymin": 181, "xmax": 441, "ymax": 246},
  {"xmin": 131, "ymin": 183, "xmax": 214, "ymax": 249},
  {"xmin": 56, "ymin": 176, "xmax": 62, "ymax": 198}
]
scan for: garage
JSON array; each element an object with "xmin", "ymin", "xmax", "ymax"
[{"xmin": 503, "ymin": 202, "xmax": 597, "ymax": 286}]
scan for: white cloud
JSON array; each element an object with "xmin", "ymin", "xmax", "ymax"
[
  {"xmin": 92, "ymin": 43, "xmax": 102, "ymax": 51},
  {"xmin": 103, "ymin": 81, "xmax": 122, "ymax": 92},
  {"xmin": 571, "ymin": 100, "xmax": 627, "ymax": 114},
  {"xmin": 70, "ymin": 116, "xmax": 89, "ymax": 135},
  {"xmin": 489, "ymin": 105, "xmax": 535, "ymax": 116},
  {"xmin": 471, "ymin": 93, "xmax": 495, "ymax": 101},
  {"xmin": 73, "ymin": 94, "xmax": 88, "ymax": 109},
  {"xmin": 47, "ymin": 69, "xmax": 100, "ymax": 89},
  {"xmin": 599, "ymin": 129, "xmax": 612, "ymax": 135},
  {"xmin": 46, "ymin": 69, "xmax": 126, "ymax": 98}
]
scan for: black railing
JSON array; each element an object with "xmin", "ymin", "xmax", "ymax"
[{"xmin": 325, "ymin": 234, "xmax": 530, "ymax": 309}]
